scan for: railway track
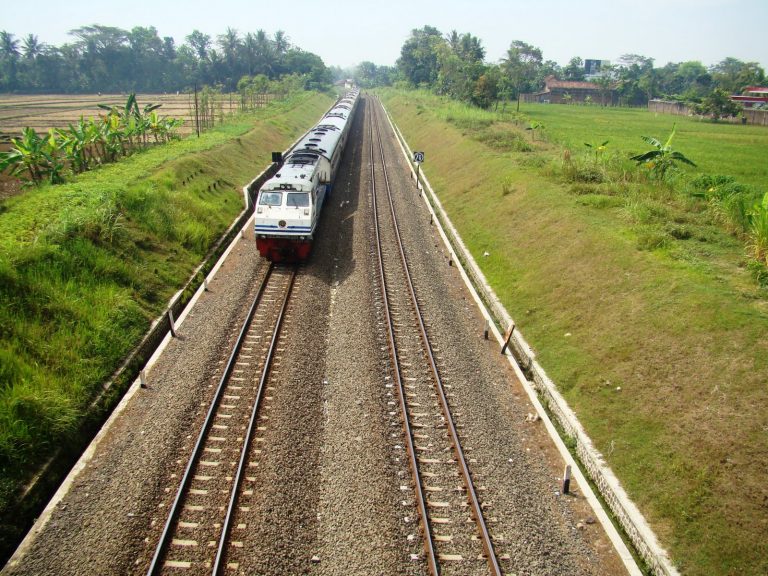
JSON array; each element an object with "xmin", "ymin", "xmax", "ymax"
[
  {"xmin": 367, "ymin": 97, "xmax": 503, "ymax": 576},
  {"xmin": 146, "ymin": 263, "xmax": 296, "ymax": 575}
]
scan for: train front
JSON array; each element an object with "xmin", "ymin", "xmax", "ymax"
[{"xmin": 253, "ymin": 161, "xmax": 318, "ymax": 262}]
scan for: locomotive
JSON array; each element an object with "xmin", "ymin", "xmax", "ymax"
[{"xmin": 251, "ymin": 89, "xmax": 359, "ymax": 262}]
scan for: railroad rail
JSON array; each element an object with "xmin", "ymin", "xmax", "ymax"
[
  {"xmin": 146, "ymin": 263, "xmax": 296, "ymax": 575},
  {"xmin": 367, "ymin": 96, "xmax": 503, "ymax": 576}
]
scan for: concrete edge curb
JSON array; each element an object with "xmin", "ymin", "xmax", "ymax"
[{"xmin": 379, "ymin": 96, "xmax": 679, "ymax": 576}]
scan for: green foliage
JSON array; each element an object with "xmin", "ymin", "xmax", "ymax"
[
  {"xmin": 630, "ymin": 124, "xmax": 696, "ymax": 180},
  {"xmin": 747, "ymin": 192, "xmax": 768, "ymax": 265},
  {"xmin": 584, "ymin": 140, "xmax": 609, "ymax": 162},
  {"xmin": 0, "ymin": 94, "xmax": 184, "ymax": 187},
  {"xmin": 0, "ymin": 127, "xmax": 64, "ymax": 186},
  {"xmin": 0, "ymin": 26, "xmax": 332, "ymax": 93},
  {"xmin": 525, "ymin": 120, "xmax": 545, "ymax": 140},
  {"xmin": 692, "ymin": 88, "xmax": 743, "ymax": 120}
]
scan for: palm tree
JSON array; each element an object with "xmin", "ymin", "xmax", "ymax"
[
  {"xmin": 273, "ymin": 30, "xmax": 289, "ymax": 55},
  {"xmin": 243, "ymin": 32, "xmax": 258, "ymax": 76},
  {"xmin": 217, "ymin": 27, "xmax": 241, "ymax": 88},
  {"xmin": 22, "ymin": 34, "xmax": 42, "ymax": 59},
  {"xmin": 0, "ymin": 31, "xmax": 20, "ymax": 87},
  {"xmin": 0, "ymin": 31, "xmax": 20, "ymax": 59},
  {"xmin": 254, "ymin": 30, "xmax": 274, "ymax": 77}
]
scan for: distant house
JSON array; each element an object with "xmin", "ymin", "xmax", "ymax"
[
  {"xmin": 524, "ymin": 76, "xmax": 618, "ymax": 106},
  {"xmin": 730, "ymin": 86, "xmax": 768, "ymax": 109}
]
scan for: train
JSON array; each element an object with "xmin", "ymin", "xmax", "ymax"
[{"xmin": 250, "ymin": 89, "xmax": 360, "ymax": 262}]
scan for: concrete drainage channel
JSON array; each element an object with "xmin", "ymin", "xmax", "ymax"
[{"xmin": 380, "ymin": 101, "xmax": 680, "ymax": 576}]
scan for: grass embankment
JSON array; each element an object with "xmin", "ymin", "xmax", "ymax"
[
  {"xmin": 379, "ymin": 89, "xmax": 768, "ymax": 576},
  {"xmin": 0, "ymin": 91, "xmax": 333, "ymax": 549}
]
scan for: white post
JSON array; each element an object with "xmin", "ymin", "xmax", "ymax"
[
  {"xmin": 563, "ymin": 464, "xmax": 572, "ymax": 494},
  {"xmin": 168, "ymin": 309, "xmax": 177, "ymax": 338}
]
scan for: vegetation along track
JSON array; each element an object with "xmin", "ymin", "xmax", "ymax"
[
  {"xmin": 368, "ymin": 97, "xmax": 503, "ymax": 576},
  {"xmin": 147, "ymin": 263, "xmax": 296, "ymax": 574}
]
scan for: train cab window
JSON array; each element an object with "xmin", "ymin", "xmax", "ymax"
[
  {"xmin": 286, "ymin": 192, "xmax": 310, "ymax": 208},
  {"xmin": 259, "ymin": 191, "xmax": 282, "ymax": 206}
]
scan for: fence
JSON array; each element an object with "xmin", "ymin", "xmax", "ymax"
[{"xmin": 649, "ymin": 99, "xmax": 768, "ymax": 126}]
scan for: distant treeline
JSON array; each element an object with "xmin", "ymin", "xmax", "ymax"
[
  {"xmin": 352, "ymin": 26, "xmax": 767, "ymax": 109},
  {"xmin": 0, "ymin": 25, "xmax": 332, "ymax": 93}
]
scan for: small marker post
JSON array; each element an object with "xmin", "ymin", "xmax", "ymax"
[
  {"xmin": 168, "ymin": 309, "xmax": 177, "ymax": 338},
  {"xmin": 501, "ymin": 323, "xmax": 516, "ymax": 355},
  {"xmin": 140, "ymin": 369, "xmax": 147, "ymax": 389},
  {"xmin": 203, "ymin": 276, "xmax": 209, "ymax": 292},
  {"xmin": 562, "ymin": 464, "xmax": 572, "ymax": 495},
  {"xmin": 483, "ymin": 319, "xmax": 490, "ymax": 340}
]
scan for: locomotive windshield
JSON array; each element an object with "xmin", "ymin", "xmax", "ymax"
[
  {"xmin": 259, "ymin": 191, "xmax": 282, "ymax": 206},
  {"xmin": 286, "ymin": 192, "xmax": 310, "ymax": 207}
]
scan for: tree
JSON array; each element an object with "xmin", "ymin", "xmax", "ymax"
[
  {"xmin": 563, "ymin": 57, "xmax": 585, "ymax": 81},
  {"xmin": 434, "ymin": 32, "xmax": 486, "ymax": 103},
  {"xmin": 710, "ymin": 57, "xmax": 765, "ymax": 94},
  {"xmin": 21, "ymin": 34, "xmax": 43, "ymax": 59},
  {"xmin": 397, "ymin": 26, "xmax": 445, "ymax": 87},
  {"xmin": 693, "ymin": 88, "xmax": 743, "ymax": 120},
  {"xmin": 472, "ymin": 69, "xmax": 499, "ymax": 109},
  {"xmin": 591, "ymin": 63, "xmax": 617, "ymax": 106},
  {"xmin": 501, "ymin": 40, "xmax": 543, "ymax": 110},
  {"xmin": 186, "ymin": 30, "xmax": 211, "ymax": 60},
  {"xmin": 283, "ymin": 49, "xmax": 330, "ymax": 89},
  {"xmin": 217, "ymin": 27, "xmax": 241, "ymax": 90},
  {"xmin": 615, "ymin": 54, "xmax": 655, "ymax": 105},
  {"xmin": 0, "ymin": 30, "xmax": 20, "ymax": 89}
]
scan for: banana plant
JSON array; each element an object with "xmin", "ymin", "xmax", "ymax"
[
  {"xmin": 0, "ymin": 127, "xmax": 63, "ymax": 185},
  {"xmin": 58, "ymin": 117, "xmax": 92, "ymax": 173},
  {"xmin": 526, "ymin": 120, "xmax": 545, "ymax": 141},
  {"xmin": 630, "ymin": 124, "xmax": 696, "ymax": 180}
]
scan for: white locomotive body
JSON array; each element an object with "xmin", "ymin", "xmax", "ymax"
[{"xmin": 251, "ymin": 90, "xmax": 359, "ymax": 261}]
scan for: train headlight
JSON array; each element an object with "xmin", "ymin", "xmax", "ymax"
[
  {"xmin": 279, "ymin": 220, "xmax": 286, "ymax": 228},
  {"xmin": 304, "ymin": 208, "xmax": 310, "ymax": 215}
]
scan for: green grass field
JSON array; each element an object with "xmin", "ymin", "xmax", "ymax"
[
  {"xmin": 0, "ymin": 91, "xmax": 334, "ymax": 557},
  {"xmin": 380, "ymin": 89, "xmax": 768, "ymax": 576}
]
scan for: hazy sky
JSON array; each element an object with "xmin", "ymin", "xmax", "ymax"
[{"xmin": 3, "ymin": 0, "xmax": 767, "ymax": 71}]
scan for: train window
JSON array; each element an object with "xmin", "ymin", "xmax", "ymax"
[
  {"xmin": 259, "ymin": 191, "xmax": 282, "ymax": 206},
  {"xmin": 286, "ymin": 192, "xmax": 310, "ymax": 207}
]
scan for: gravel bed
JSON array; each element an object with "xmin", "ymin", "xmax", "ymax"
[
  {"xmin": 370, "ymin": 95, "xmax": 628, "ymax": 576},
  {"xmin": 4, "ymin": 94, "xmax": 628, "ymax": 576}
]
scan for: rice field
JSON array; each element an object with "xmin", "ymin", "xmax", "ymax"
[{"xmin": 0, "ymin": 93, "xmax": 199, "ymax": 140}]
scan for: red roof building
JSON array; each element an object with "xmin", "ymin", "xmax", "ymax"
[
  {"xmin": 523, "ymin": 76, "xmax": 618, "ymax": 106},
  {"xmin": 731, "ymin": 86, "xmax": 768, "ymax": 108}
]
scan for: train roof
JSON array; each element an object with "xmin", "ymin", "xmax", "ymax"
[
  {"xmin": 259, "ymin": 90, "xmax": 359, "ymax": 192},
  {"xmin": 287, "ymin": 91, "xmax": 359, "ymax": 163}
]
